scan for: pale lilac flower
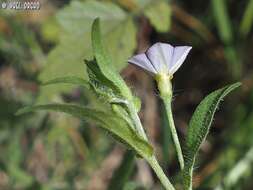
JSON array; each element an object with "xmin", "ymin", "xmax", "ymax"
[{"xmin": 128, "ymin": 43, "xmax": 192, "ymax": 76}]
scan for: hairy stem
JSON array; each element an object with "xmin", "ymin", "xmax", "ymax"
[
  {"xmin": 163, "ymin": 97, "xmax": 184, "ymax": 170},
  {"xmin": 128, "ymin": 102, "xmax": 175, "ymax": 190},
  {"xmin": 183, "ymin": 161, "xmax": 194, "ymax": 190},
  {"xmin": 147, "ymin": 156, "xmax": 175, "ymax": 190},
  {"xmin": 128, "ymin": 103, "xmax": 148, "ymax": 140},
  {"xmin": 156, "ymin": 74, "xmax": 184, "ymax": 170}
]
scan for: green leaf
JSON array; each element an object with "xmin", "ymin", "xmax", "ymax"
[
  {"xmin": 211, "ymin": 0, "xmax": 233, "ymax": 44},
  {"xmin": 112, "ymin": 105, "xmax": 134, "ymax": 130},
  {"xmin": 107, "ymin": 150, "xmax": 135, "ymax": 190},
  {"xmin": 183, "ymin": 82, "xmax": 241, "ymax": 190},
  {"xmin": 6, "ymin": 128, "xmax": 33, "ymax": 188},
  {"xmin": 240, "ymin": 0, "xmax": 253, "ymax": 37},
  {"xmin": 91, "ymin": 18, "xmax": 133, "ymax": 101},
  {"xmin": 211, "ymin": 0, "xmax": 241, "ymax": 78},
  {"xmin": 86, "ymin": 59, "xmax": 125, "ymax": 106},
  {"xmin": 42, "ymin": 76, "xmax": 89, "ymax": 88},
  {"xmin": 215, "ymin": 147, "xmax": 253, "ymax": 190},
  {"xmin": 86, "ymin": 59, "xmax": 117, "ymax": 93},
  {"xmin": 133, "ymin": 96, "xmax": 141, "ymax": 113},
  {"xmin": 144, "ymin": 1, "xmax": 171, "ymax": 32},
  {"xmin": 85, "ymin": 59, "xmax": 139, "ymax": 134},
  {"xmin": 16, "ymin": 104, "xmax": 153, "ymax": 158},
  {"xmin": 38, "ymin": 1, "xmax": 136, "ymax": 102}
]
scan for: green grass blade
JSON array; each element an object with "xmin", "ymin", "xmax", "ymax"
[
  {"xmin": 211, "ymin": 0, "xmax": 242, "ymax": 78},
  {"xmin": 107, "ymin": 150, "xmax": 135, "ymax": 190},
  {"xmin": 183, "ymin": 82, "xmax": 241, "ymax": 190},
  {"xmin": 211, "ymin": 0, "xmax": 233, "ymax": 44},
  {"xmin": 240, "ymin": 0, "xmax": 253, "ymax": 37}
]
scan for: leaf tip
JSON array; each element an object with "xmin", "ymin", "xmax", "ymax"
[
  {"xmin": 92, "ymin": 17, "xmax": 100, "ymax": 34},
  {"xmin": 227, "ymin": 82, "xmax": 242, "ymax": 93},
  {"xmin": 234, "ymin": 82, "xmax": 242, "ymax": 88},
  {"xmin": 93, "ymin": 17, "xmax": 100, "ymax": 24},
  {"xmin": 15, "ymin": 107, "xmax": 30, "ymax": 116}
]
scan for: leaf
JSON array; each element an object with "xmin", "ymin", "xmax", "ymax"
[
  {"xmin": 86, "ymin": 58, "xmax": 138, "ymax": 133},
  {"xmin": 86, "ymin": 59, "xmax": 126, "ymax": 106},
  {"xmin": 42, "ymin": 76, "xmax": 89, "ymax": 88},
  {"xmin": 144, "ymin": 1, "xmax": 171, "ymax": 32},
  {"xmin": 91, "ymin": 18, "xmax": 133, "ymax": 100},
  {"xmin": 240, "ymin": 0, "xmax": 253, "ymax": 37},
  {"xmin": 211, "ymin": 0, "xmax": 241, "ymax": 78},
  {"xmin": 215, "ymin": 147, "xmax": 253, "ymax": 190},
  {"xmin": 16, "ymin": 104, "xmax": 153, "ymax": 158},
  {"xmin": 107, "ymin": 150, "xmax": 135, "ymax": 190},
  {"xmin": 133, "ymin": 96, "xmax": 141, "ymax": 113},
  {"xmin": 6, "ymin": 128, "xmax": 33, "ymax": 188},
  {"xmin": 86, "ymin": 59, "xmax": 117, "ymax": 93},
  {"xmin": 211, "ymin": 0, "xmax": 233, "ymax": 44},
  {"xmin": 183, "ymin": 82, "xmax": 241, "ymax": 190},
  {"xmin": 38, "ymin": 1, "xmax": 136, "ymax": 102}
]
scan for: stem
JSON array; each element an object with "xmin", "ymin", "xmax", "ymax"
[
  {"xmin": 156, "ymin": 74, "xmax": 184, "ymax": 170},
  {"xmin": 183, "ymin": 161, "xmax": 194, "ymax": 190},
  {"xmin": 128, "ymin": 103, "xmax": 148, "ymax": 140},
  {"xmin": 147, "ymin": 156, "xmax": 175, "ymax": 190},
  {"xmin": 127, "ymin": 102, "xmax": 175, "ymax": 190},
  {"xmin": 163, "ymin": 98, "xmax": 184, "ymax": 170}
]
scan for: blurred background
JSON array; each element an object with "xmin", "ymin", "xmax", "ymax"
[{"xmin": 0, "ymin": 0, "xmax": 253, "ymax": 189}]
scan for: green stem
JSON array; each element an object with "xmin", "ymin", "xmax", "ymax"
[
  {"xmin": 183, "ymin": 161, "xmax": 194, "ymax": 190},
  {"xmin": 147, "ymin": 156, "xmax": 175, "ymax": 190},
  {"xmin": 163, "ymin": 97, "xmax": 184, "ymax": 170},
  {"xmin": 128, "ymin": 102, "xmax": 175, "ymax": 190},
  {"xmin": 156, "ymin": 74, "xmax": 184, "ymax": 170},
  {"xmin": 128, "ymin": 103, "xmax": 148, "ymax": 140}
]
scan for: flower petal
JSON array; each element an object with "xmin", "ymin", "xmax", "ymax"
[
  {"xmin": 146, "ymin": 43, "xmax": 174, "ymax": 74},
  {"xmin": 169, "ymin": 46, "xmax": 192, "ymax": 75},
  {"xmin": 128, "ymin": 53, "xmax": 157, "ymax": 74}
]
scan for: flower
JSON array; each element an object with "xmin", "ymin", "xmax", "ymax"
[{"xmin": 128, "ymin": 43, "xmax": 192, "ymax": 77}]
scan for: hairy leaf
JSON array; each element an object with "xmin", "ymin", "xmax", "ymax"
[
  {"xmin": 183, "ymin": 82, "xmax": 241, "ymax": 190},
  {"xmin": 86, "ymin": 60, "xmax": 117, "ymax": 93},
  {"xmin": 91, "ymin": 18, "xmax": 133, "ymax": 100},
  {"xmin": 16, "ymin": 104, "xmax": 153, "ymax": 158},
  {"xmin": 86, "ymin": 59, "xmax": 126, "ymax": 108}
]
